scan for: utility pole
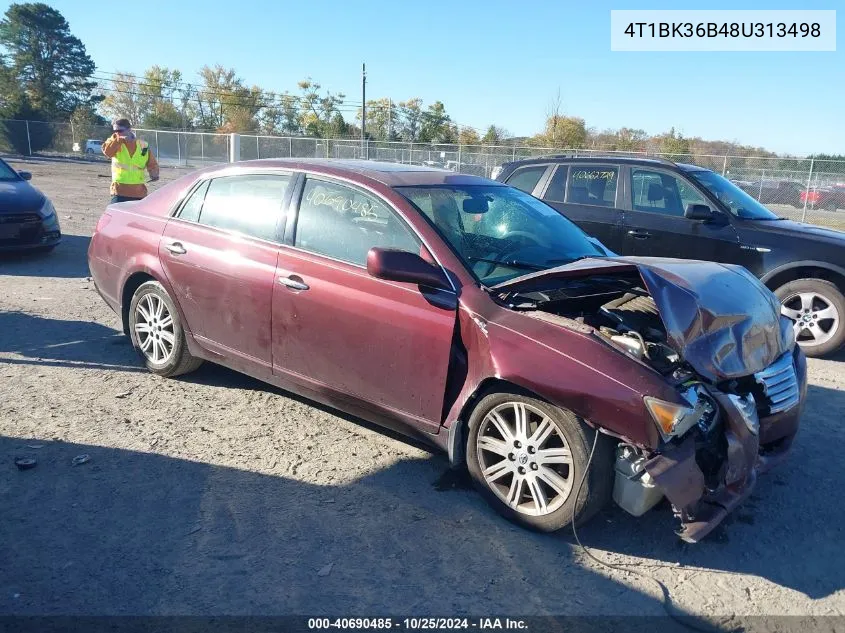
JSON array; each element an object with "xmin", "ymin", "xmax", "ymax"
[
  {"xmin": 361, "ymin": 63, "xmax": 366, "ymax": 159},
  {"xmin": 388, "ymin": 98, "xmax": 392, "ymax": 141}
]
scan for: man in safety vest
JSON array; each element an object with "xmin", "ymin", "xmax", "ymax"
[{"xmin": 101, "ymin": 118, "xmax": 160, "ymax": 203}]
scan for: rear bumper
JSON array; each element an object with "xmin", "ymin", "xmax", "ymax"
[{"xmin": 646, "ymin": 347, "xmax": 806, "ymax": 543}]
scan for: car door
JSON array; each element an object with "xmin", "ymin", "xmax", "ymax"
[
  {"xmin": 159, "ymin": 172, "xmax": 293, "ymax": 370},
  {"xmin": 622, "ymin": 166, "xmax": 742, "ymax": 263},
  {"xmin": 271, "ymin": 175, "xmax": 457, "ymax": 432},
  {"xmin": 538, "ymin": 164, "xmax": 626, "ymax": 253}
]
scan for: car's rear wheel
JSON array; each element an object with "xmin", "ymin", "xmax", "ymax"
[
  {"xmin": 465, "ymin": 390, "xmax": 613, "ymax": 532},
  {"xmin": 129, "ymin": 280, "xmax": 203, "ymax": 377},
  {"xmin": 776, "ymin": 278, "xmax": 845, "ymax": 357}
]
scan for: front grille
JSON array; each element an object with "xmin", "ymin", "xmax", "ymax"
[
  {"xmin": 754, "ymin": 353, "xmax": 799, "ymax": 415},
  {"xmin": 0, "ymin": 213, "xmax": 40, "ymax": 224}
]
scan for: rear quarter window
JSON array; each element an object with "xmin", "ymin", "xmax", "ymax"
[{"xmin": 505, "ymin": 165, "xmax": 547, "ymax": 194}]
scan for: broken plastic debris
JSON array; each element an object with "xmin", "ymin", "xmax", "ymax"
[
  {"xmin": 14, "ymin": 457, "xmax": 37, "ymax": 471},
  {"xmin": 317, "ymin": 563, "xmax": 334, "ymax": 577},
  {"xmin": 71, "ymin": 454, "xmax": 90, "ymax": 466},
  {"xmin": 26, "ymin": 444, "xmax": 44, "ymax": 449}
]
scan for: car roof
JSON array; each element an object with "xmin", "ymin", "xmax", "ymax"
[
  {"xmin": 210, "ymin": 158, "xmax": 498, "ymax": 187},
  {"xmin": 503, "ymin": 155, "xmax": 710, "ymax": 173}
]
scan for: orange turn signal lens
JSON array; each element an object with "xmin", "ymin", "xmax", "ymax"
[{"xmin": 644, "ymin": 397, "xmax": 693, "ymax": 437}]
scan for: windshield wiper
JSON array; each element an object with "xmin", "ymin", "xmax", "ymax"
[{"xmin": 469, "ymin": 256, "xmax": 545, "ymax": 271}]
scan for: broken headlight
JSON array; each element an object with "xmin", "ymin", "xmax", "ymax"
[{"xmin": 644, "ymin": 385, "xmax": 718, "ymax": 440}]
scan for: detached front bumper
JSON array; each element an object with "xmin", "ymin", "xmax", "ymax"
[{"xmin": 645, "ymin": 347, "xmax": 807, "ymax": 543}]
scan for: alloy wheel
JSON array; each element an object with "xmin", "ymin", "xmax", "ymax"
[
  {"xmin": 476, "ymin": 401, "xmax": 574, "ymax": 517},
  {"xmin": 133, "ymin": 293, "xmax": 175, "ymax": 364},
  {"xmin": 781, "ymin": 292, "xmax": 840, "ymax": 347}
]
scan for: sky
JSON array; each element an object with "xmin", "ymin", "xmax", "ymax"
[{"xmin": 6, "ymin": 0, "xmax": 842, "ymax": 155}]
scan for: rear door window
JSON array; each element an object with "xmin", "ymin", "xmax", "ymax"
[
  {"xmin": 505, "ymin": 165, "xmax": 547, "ymax": 194},
  {"xmin": 198, "ymin": 174, "xmax": 290, "ymax": 242},
  {"xmin": 566, "ymin": 166, "xmax": 618, "ymax": 207}
]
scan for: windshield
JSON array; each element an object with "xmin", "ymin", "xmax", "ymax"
[
  {"xmin": 688, "ymin": 170, "xmax": 780, "ymax": 220},
  {"xmin": 395, "ymin": 184, "xmax": 606, "ymax": 285},
  {"xmin": 0, "ymin": 159, "xmax": 20, "ymax": 181}
]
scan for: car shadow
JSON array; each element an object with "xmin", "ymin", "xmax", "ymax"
[
  {"xmin": 0, "ymin": 233, "xmax": 91, "ymax": 278},
  {"xmin": 0, "ymin": 310, "xmax": 141, "ymax": 373},
  {"xmin": 1, "ymin": 434, "xmax": 703, "ymax": 629}
]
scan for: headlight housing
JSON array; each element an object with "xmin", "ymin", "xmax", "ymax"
[
  {"xmin": 645, "ymin": 385, "xmax": 718, "ymax": 440},
  {"xmin": 39, "ymin": 199, "xmax": 60, "ymax": 231}
]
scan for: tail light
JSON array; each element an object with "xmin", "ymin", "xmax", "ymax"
[{"xmin": 95, "ymin": 212, "xmax": 112, "ymax": 234}]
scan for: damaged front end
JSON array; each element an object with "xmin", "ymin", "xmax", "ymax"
[{"xmin": 494, "ymin": 257, "xmax": 807, "ymax": 542}]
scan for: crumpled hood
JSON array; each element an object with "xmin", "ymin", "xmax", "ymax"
[{"xmin": 494, "ymin": 256, "xmax": 793, "ymax": 382}]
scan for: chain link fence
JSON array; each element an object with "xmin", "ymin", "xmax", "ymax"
[{"xmin": 2, "ymin": 118, "xmax": 844, "ymax": 229}]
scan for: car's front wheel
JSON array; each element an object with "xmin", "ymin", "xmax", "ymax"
[
  {"xmin": 128, "ymin": 280, "xmax": 203, "ymax": 377},
  {"xmin": 465, "ymin": 390, "xmax": 613, "ymax": 532},
  {"xmin": 776, "ymin": 278, "xmax": 845, "ymax": 357}
]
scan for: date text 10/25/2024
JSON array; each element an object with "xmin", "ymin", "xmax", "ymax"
[{"xmin": 308, "ymin": 618, "xmax": 528, "ymax": 630}]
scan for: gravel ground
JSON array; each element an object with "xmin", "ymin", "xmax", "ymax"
[{"xmin": 1, "ymin": 157, "xmax": 844, "ymax": 628}]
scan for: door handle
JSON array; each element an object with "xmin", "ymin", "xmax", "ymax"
[
  {"xmin": 627, "ymin": 230, "xmax": 652, "ymax": 239},
  {"xmin": 165, "ymin": 241, "xmax": 187, "ymax": 255},
  {"xmin": 278, "ymin": 275, "xmax": 309, "ymax": 291}
]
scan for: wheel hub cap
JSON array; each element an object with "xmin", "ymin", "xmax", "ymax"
[
  {"xmin": 477, "ymin": 402, "xmax": 574, "ymax": 517},
  {"xmin": 134, "ymin": 293, "xmax": 175, "ymax": 364},
  {"xmin": 781, "ymin": 291, "xmax": 840, "ymax": 347}
]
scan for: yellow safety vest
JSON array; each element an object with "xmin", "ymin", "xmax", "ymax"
[{"xmin": 111, "ymin": 140, "xmax": 150, "ymax": 185}]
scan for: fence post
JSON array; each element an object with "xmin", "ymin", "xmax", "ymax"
[
  {"xmin": 721, "ymin": 154, "xmax": 728, "ymax": 176},
  {"xmin": 289, "ymin": 137, "xmax": 292, "ymax": 158},
  {"xmin": 201, "ymin": 134, "xmax": 205, "ymax": 164},
  {"xmin": 177, "ymin": 133, "xmax": 182, "ymax": 165},
  {"xmin": 256, "ymin": 135, "xmax": 260, "ymax": 159},
  {"xmin": 154, "ymin": 130, "xmax": 159, "ymax": 158},
  {"xmin": 801, "ymin": 158, "xmax": 814, "ymax": 223},
  {"xmin": 229, "ymin": 133, "xmax": 241, "ymax": 163},
  {"xmin": 25, "ymin": 120, "xmax": 32, "ymax": 155},
  {"xmin": 512, "ymin": 147, "xmax": 516, "ymax": 161},
  {"xmin": 457, "ymin": 144, "xmax": 462, "ymax": 173},
  {"xmin": 70, "ymin": 120, "xmax": 75, "ymax": 146},
  {"xmin": 758, "ymin": 171, "xmax": 764, "ymax": 200}
]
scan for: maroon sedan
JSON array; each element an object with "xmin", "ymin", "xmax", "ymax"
[{"xmin": 88, "ymin": 159, "xmax": 806, "ymax": 542}]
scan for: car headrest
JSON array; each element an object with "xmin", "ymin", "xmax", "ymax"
[{"xmin": 647, "ymin": 182, "xmax": 664, "ymax": 202}]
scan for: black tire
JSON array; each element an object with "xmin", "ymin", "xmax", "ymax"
[
  {"xmin": 465, "ymin": 389, "xmax": 614, "ymax": 532},
  {"xmin": 775, "ymin": 278, "xmax": 845, "ymax": 358},
  {"xmin": 128, "ymin": 280, "xmax": 203, "ymax": 377}
]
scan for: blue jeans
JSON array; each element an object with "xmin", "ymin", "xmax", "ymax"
[{"xmin": 110, "ymin": 195, "xmax": 141, "ymax": 204}]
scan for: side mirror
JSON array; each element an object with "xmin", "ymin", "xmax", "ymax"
[
  {"xmin": 684, "ymin": 203, "xmax": 714, "ymax": 221},
  {"xmin": 367, "ymin": 247, "xmax": 450, "ymax": 290},
  {"xmin": 18, "ymin": 171, "xmax": 32, "ymax": 181}
]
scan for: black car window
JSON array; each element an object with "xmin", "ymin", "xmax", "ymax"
[
  {"xmin": 542, "ymin": 166, "xmax": 569, "ymax": 202},
  {"xmin": 566, "ymin": 166, "xmax": 618, "ymax": 207},
  {"xmin": 0, "ymin": 159, "xmax": 19, "ymax": 181},
  {"xmin": 295, "ymin": 178, "xmax": 420, "ymax": 267},
  {"xmin": 198, "ymin": 174, "xmax": 290, "ymax": 242},
  {"xmin": 177, "ymin": 180, "xmax": 210, "ymax": 223},
  {"xmin": 505, "ymin": 166, "xmax": 547, "ymax": 194},
  {"xmin": 631, "ymin": 169, "xmax": 707, "ymax": 217}
]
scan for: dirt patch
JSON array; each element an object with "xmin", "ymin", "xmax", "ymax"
[{"xmin": 1, "ymin": 158, "xmax": 844, "ymax": 622}]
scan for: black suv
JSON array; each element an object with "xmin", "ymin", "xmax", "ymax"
[{"xmin": 494, "ymin": 156, "xmax": 845, "ymax": 357}]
